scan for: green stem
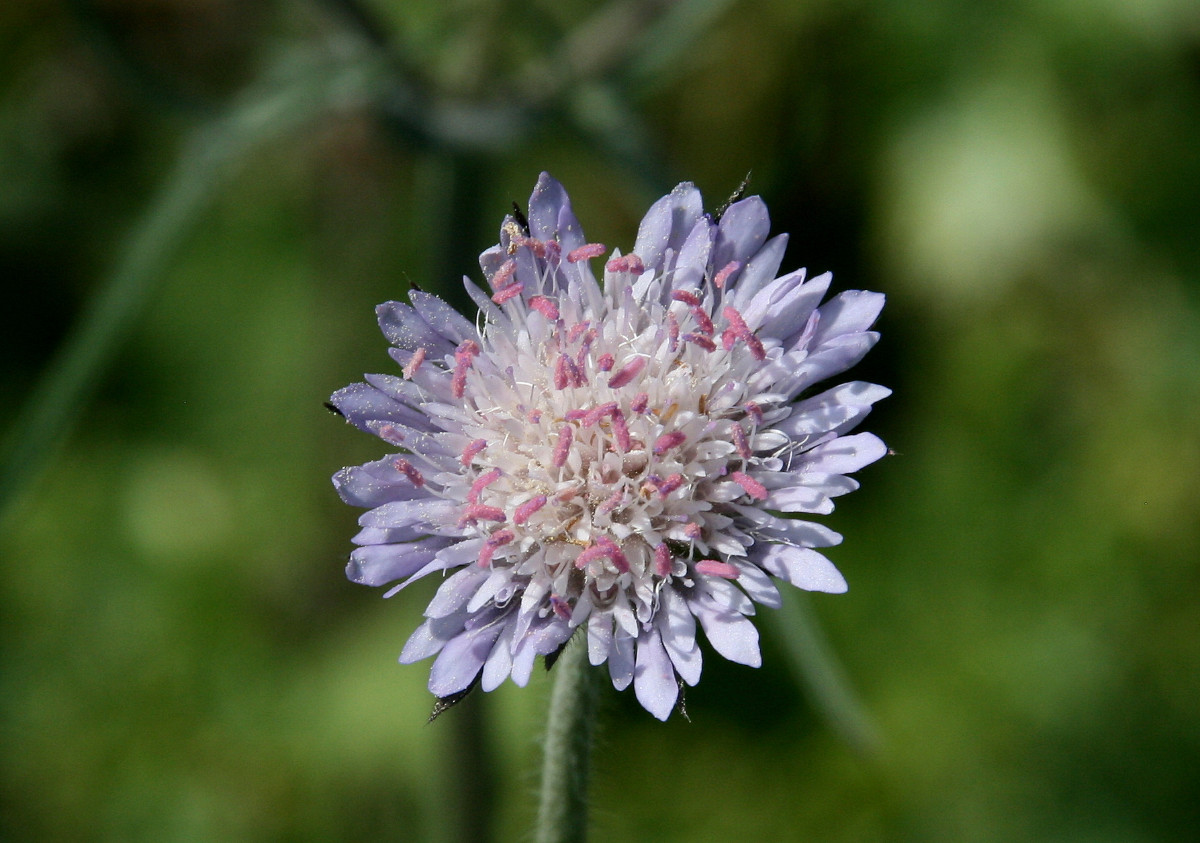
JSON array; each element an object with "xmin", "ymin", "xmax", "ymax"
[{"xmin": 536, "ymin": 638, "xmax": 598, "ymax": 843}]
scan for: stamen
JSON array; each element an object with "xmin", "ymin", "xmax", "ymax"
[
  {"xmin": 458, "ymin": 504, "xmax": 506, "ymax": 526},
  {"xmin": 667, "ymin": 311, "xmax": 679, "ymax": 351},
  {"xmin": 491, "ymin": 283, "xmax": 523, "ymax": 304},
  {"xmin": 656, "ymin": 474, "xmax": 684, "ymax": 496},
  {"xmin": 653, "ymin": 543, "xmax": 673, "ymax": 577},
  {"xmin": 605, "ymin": 254, "xmax": 645, "ymax": 275},
  {"xmin": 695, "ymin": 559, "xmax": 740, "ymax": 579},
  {"xmin": 529, "ymin": 295, "xmax": 559, "ymax": 320},
  {"xmin": 689, "ymin": 305, "xmax": 714, "ymax": 335},
  {"xmin": 490, "ymin": 259, "xmax": 517, "ymax": 290},
  {"xmin": 567, "ymin": 321, "xmax": 591, "ymax": 343},
  {"xmin": 553, "ymin": 425, "xmax": 573, "ymax": 467},
  {"xmin": 683, "ymin": 333, "xmax": 716, "ymax": 352},
  {"xmin": 607, "ymin": 356, "xmax": 646, "ymax": 389},
  {"xmin": 376, "ymin": 424, "xmax": 405, "ymax": 445},
  {"xmin": 553, "ymin": 354, "xmax": 571, "ymax": 390},
  {"xmin": 478, "ymin": 529, "xmax": 514, "ymax": 567},
  {"xmin": 549, "ymin": 594, "xmax": 572, "ymax": 620},
  {"xmin": 670, "ymin": 290, "xmax": 701, "ymax": 306},
  {"xmin": 731, "ymin": 471, "xmax": 767, "ymax": 500},
  {"xmin": 451, "ymin": 340, "xmax": 480, "ymax": 398},
  {"xmin": 683, "ymin": 522, "xmax": 702, "ymax": 540},
  {"xmin": 713, "ymin": 260, "xmax": 741, "ymax": 289},
  {"xmin": 564, "ymin": 409, "xmax": 588, "ymax": 422},
  {"xmin": 721, "ymin": 305, "xmax": 765, "ymax": 360},
  {"xmin": 744, "ymin": 401, "xmax": 764, "ymax": 425},
  {"xmin": 653, "ymin": 431, "xmax": 687, "ymax": 456},
  {"xmin": 567, "ymin": 243, "xmax": 606, "ymax": 262},
  {"xmin": 402, "ymin": 347, "xmax": 426, "ymax": 379},
  {"xmin": 732, "ymin": 424, "xmax": 752, "ymax": 459},
  {"xmin": 461, "ymin": 438, "xmax": 487, "ymax": 466},
  {"xmin": 583, "ymin": 402, "xmax": 618, "ymax": 427},
  {"xmin": 597, "ymin": 353, "xmax": 615, "ymax": 372},
  {"xmin": 610, "ymin": 409, "xmax": 631, "ymax": 451},
  {"xmin": 513, "ymin": 494, "xmax": 548, "ymax": 525},
  {"xmin": 597, "ymin": 489, "xmax": 624, "ymax": 514},
  {"xmin": 467, "ymin": 468, "xmax": 501, "ymax": 503},
  {"xmin": 393, "ymin": 459, "xmax": 425, "ymax": 487},
  {"xmin": 630, "ymin": 392, "xmax": 649, "ymax": 414}
]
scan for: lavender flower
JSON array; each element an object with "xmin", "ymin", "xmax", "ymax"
[{"xmin": 330, "ymin": 174, "xmax": 888, "ymax": 719}]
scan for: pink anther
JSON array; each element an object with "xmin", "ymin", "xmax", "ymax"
[
  {"xmin": 567, "ymin": 243, "xmax": 607, "ymax": 263},
  {"xmin": 671, "ymin": 289, "xmax": 701, "ymax": 306},
  {"xmin": 467, "ymin": 468, "xmax": 501, "ymax": 504},
  {"xmin": 553, "ymin": 353, "xmax": 571, "ymax": 390},
  {"xmin": 393, "ymin": 458, "xmax": 425, "ymax": 488},
  {"xmin": 607, "ymin": 356, "xmax": 647, "ymax": 389},
  {"xmin": 564, "ymin": 409, "xmax": 588, "ymax": 422},
  {"xmin": 529, "ymin": 295, "xmax": 559, "ymax": 321},
  {"xmin": 695, "ymin": 559, "xmax": 740, "ymax": 579},
  {"xmin": 744, "ymin": 401, "xmax": 764, "ymax": 425},
  {"xmin": 630, "ymin": 392, "xmax": 649, "ymax": 414},
  {"xmin": 667, "ymin": 311, "xmax": 680, "ymax": 351},
  {"xmin": 552, "ymin": 425, "xmax": 573, "ymax": 468},
  {"xmin": 712, "ymin": 260, "xmax": 741, "ymax": 289},
  {"xmin": 513, "ymin": 494, "xmax": 548, "ymax": 525},
  {"xmin": 549, "ymin": 594, "xmax": 572, "ymax": 620},
  {"xmin": 597, "ymin": 489, "xmax": 624, "ymax": 514},
  {"xmin": 610, "ymin": 409, "xmax": 631, "ymax": 451},
  {"xmin": 376, "ymin": 424, "xmax": 405, "ymax": 445},
  {"xmin": 567, "ymin": 321, "xmax": 591, "ymax": 343},
  {"xmin": 683, "ymin": 333, "xmax": 716, "ymax": 352},
  {"xmin": 490, "ymin": 259, "xmax": 517, "ymax": 290},
  {"xmin": 451, "ymin": 339, "xmax": 479, "ymax": 398},
  {"xmin": 689, "ymin": 305, "xmax": 714, "ymax": 335},
  {"xmin": 458, "ymin": 504, "xmax": 506, "ymax": 526},
  {"xmin": 683, "ymin": 522, "xmax": 702, "ymax": 540},
  {"xmin": 731, "ymin": 471, "xmax": 767, "ymax": 500},
  {"xmin": 656, "ymin": 473, "xmax": 684, "ymax": 496},
  {"xmin": 402, "ymin": 347, "xmax": 426, "ymax": 379},
  {"xmin": 583, "ymin": 402, "xmax": 618, "ymax": 427},
  {"xmin": 604, "ymin": 254, "xmax": 646, "ymax": 275},
  {"xmin": 653, "ymin": 430, "xmax": 687, "ymax": 456},
  {"xmin": 653, "ymin": 543, "xmax": 673, "ymax": 577},
  {"xmin": 574, "ymin": 543, "xmax": 607, "ymax": 569},
  {"xmin": 478, "ymin": 529, "xmax": 514, "ymax": 567},
  {"xmin": 461, "ymin": 438, "xmax": 487, "ymax": 466},
  {"xmin": 732, "ymin": 424, "xmax": 752, "ymax": 460},
  {"xmin": 597, "ymin": 353, "xmax": 615, "ymax": 372},
  {"xmin": 491, "ymin": 283, "xmax": 523, "ymax": 304}
]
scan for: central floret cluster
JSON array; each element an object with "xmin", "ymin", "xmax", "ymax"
[{"xmin": 332, "ymin": 173, "xmax": 888, "ymax": 719}]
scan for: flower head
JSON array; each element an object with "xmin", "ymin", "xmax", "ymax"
[{"xmin": 331, "ymin": 173, "xmax": 888, "ymax": 719}]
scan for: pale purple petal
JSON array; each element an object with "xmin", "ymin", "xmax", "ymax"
[
  {"xmin": 609, "ymin": 634, "xmax": 635, "ymax": 691},
  {"xmin": 346, "ymin": 539, "xmax": 451, "ymax": 587},
  {"xmin": 711, "ymin": 196, "xmax": 770, "ymax": 279},
  {"xmin": 634, "ymin": 628, "xmax": 678, "ymax": 721},
  {"xmin": 691, "ymin": 598, "xmax": 762, "ymax": 667},
  {"xmin": 529, "ymin": 172, "xmax": 587, "ymax": 252},
  {"xmin": 755, "ymin": 544, "xmax": 848, "ymax": 593},
  {"xmin": 633, "ymin": 182, "xmax": 705, "ymax": 271},
  {"xmin": 428, "ymin": 622, "xmax": 505, "ymax": 697}
]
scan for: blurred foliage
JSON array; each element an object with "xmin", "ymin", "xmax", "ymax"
[{"xmin": 3, "ymin": 0, "xmax": 1200, "ymax": 841}]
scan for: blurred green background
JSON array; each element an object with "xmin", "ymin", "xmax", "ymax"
[{"xmin": 3, "ymin": 0, "xmax": 1200, "ymax": 840}]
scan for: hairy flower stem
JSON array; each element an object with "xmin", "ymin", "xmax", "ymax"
[{"xmin": 536, "ymin": 638, "xmax": 598, "ymax": 843}]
